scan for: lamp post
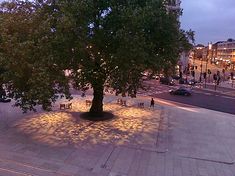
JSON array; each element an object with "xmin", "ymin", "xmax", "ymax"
[
  {"xmin": 199, "ymin": 59, "xmax": 202, "ymax": 84},
  {"xmin": 199, "ymin": 57, "xmax": 203, "ymax": 83},
  {"xmin": 231, "ymin": 72, "xmax": 234, "ymax": 88},
  {"xmin": 205, "ymin": 43, "xmax": 212, "ymax": 88},
  {"xmin": 205, "ymin": 59, "xmax": 208, "ymax": 88},
  {"xmin": 193, "ymin": 49, "xmax": 195, "ymax": 67}
]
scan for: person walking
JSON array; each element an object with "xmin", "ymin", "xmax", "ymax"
[{"xmin": 150, "ymin": 98, "xmax": 155, "ymax": 108}]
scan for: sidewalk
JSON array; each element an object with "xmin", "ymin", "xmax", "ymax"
[
  {"xmin": 0, "ymin": 94, "xmax": 235, "ymax": 175},
  {"xmin": 193, "ymin": 81, "xmax": 235, "ymax": 97},
  {"xmin": 206, "ymin": 80, "xmax": 235, "ymax": 89}
]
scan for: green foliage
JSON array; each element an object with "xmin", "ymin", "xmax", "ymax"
[
  {"xmin": 0, "ymin": 0, "xmax": 193, "ymax": 112},
  {"xmin": 179, "ymin": 29, "xmax": 195, "ymax": 52},
  {"xmin": 0, "ymin": 0, "xmax": 71, "ymax": 112}
]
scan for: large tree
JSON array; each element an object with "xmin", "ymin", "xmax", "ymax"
[{"xmin": 0, "ymin": 0, "xmax": 192, "ymax": 116}]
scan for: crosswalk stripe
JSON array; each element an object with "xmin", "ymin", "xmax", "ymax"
[{"xmin": 220, "ymin": 96, "xmax": 235, "ymax": 100}]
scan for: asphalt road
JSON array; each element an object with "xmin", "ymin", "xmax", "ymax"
[
  {"xmin": 151, "ymin": 90, "xmax": 235, "ymax": 115},
  {"xmin": 70, "ymin": 79, "xmax": 235, "ymax": 115},
  {"xmin": 140, "ymin": 79, "xmax": 235, "ymax": 114}
]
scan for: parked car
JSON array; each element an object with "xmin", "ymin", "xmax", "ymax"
[
  {"xmin": 142, "ymin": 75, "xmax": 148, "ymax": 80},
  {"xmin": 179, "ymin": 78, "xmax": 186, "ymax": 84},
  {"xmin": 172, "ymin": 75, "xmax": 181, "ymax": 80},
  {"xmin": 160, "ymin": 77, "xmax": 175, "ymax": 86},
  {"xmin": 179, "ymin": 78, "xmax": 197, "ymax": 85},
  {"xmin": 188, "ymin": 79, "xmax": 197, "ymax": 86},
  {"xmin": 169, "ymin": 87, "xmax": 192, "ymax": 96},
  {"xmin": 152, "ymin": 75, "xmax": 160, "ymax": 80}
]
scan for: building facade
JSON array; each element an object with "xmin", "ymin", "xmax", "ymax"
[
  {"xmin": 166, "ymin": 0, "xmax": 181, "ymax": 11},
  {"xmin": 216, "ymin": 40, "xmax": 235, "ymax": 70},
  {"xmin": 193, "ymin": 44, "xmax": 204, "ymax": 59},
  {"xmin": 195, "ymin": 40, "xmax": 235, "ymax": 71}
]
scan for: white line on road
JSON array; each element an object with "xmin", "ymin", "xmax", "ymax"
[
  {"xmin": 194, "ymin": 91, "xmax": 235, "ymax": 99},
  {"xmin": 194, "ymin": 91, "xmax": 213, "ymax": 96},
  {"xmin": 220, "ymin": 96, "xmax": 235, "ymax": 100}
]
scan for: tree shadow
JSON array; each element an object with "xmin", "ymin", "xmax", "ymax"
[
  {"xmin": 11, "ymin": 99, "xmax": 164, "ymax": 149},
  {"xmin": 77, "ymin": 111, "xmax": 115, "ymax": 122}
]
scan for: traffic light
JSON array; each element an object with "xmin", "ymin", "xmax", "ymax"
[
  {"xmin": 217, "ymin": 77, "xmax": 220, "ymax": 85},
  {"xmin": 203, "ymin": 72, "xmax": 207, "ymax": 79},
  {"xmin": 231, "ymin": 72, "xmax": 234, "ymax": 80},
  {"xmin": 179, "ymin": 71, "xmax": 182, "ymax": 78},
  {"xmin": 213, "ymin": 74, "xmax": 217, "ymax": 81},
  {"xmin": 191, "ymin": 71, "xmax": 195, "ymax": 77}
]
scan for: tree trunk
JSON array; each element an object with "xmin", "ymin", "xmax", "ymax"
[{"xmin": 90, "ymin": 85, "xmax": 104, "ymax": 115}]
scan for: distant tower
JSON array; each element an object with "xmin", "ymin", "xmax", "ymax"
[
  {"xmin": 166, "ymin": 0, "xmax": 181, "ymax": 11},
  {"xmin": 165, "ymin": 0, "xmax": 181, "ymax": 21}
]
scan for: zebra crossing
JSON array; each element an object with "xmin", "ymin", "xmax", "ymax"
[{"xmin": 137, "ymin": 84, "xmax": 172, "ymax": 96}]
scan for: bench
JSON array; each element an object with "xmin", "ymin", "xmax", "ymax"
[
  {"xmin": 60, "ymin": 102, "xmax": 72, "ymax": 110},
  {"xmin": 122, "ymin": 100, "xmax": 127, "ymax": 106},
  {"xmin": 117, "ymin": 98, "xmax": 127, "ymax": 106},
  {"xmin": 137, "ymin": 102, "xmax": 144, "ymax": 108},
  {"xmin": 85, "ymin": 100, "xmax": 92, "ymax": 106},
  {"xmin": 117, "ymin": 98, "xmax": 122, "ymax": 104}
]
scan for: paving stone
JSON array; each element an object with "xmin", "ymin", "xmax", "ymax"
[{"xmin": 0, "ymin": 94, "xmax": 235, "ymax": 176}]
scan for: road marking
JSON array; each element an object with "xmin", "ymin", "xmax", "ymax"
[
  {"xmin": 223, "ymin": 91, "xmax": 235, "ymax": 96},
  {"xmin": 0, "ymin": 167, "xmax": 31, "ymax": 176},
  {"xmin": 138, "ymin": 88, "xmax": 171, "ymax": 96},
  {"xmin": 220, "ymin": 96, "xmax": 235, "ymax": 100},
  {"xmin": 194, "ymin": 91, "xmax": 213, "ymax": 96},
  {"xmin": 156, "ymin": 99, "xmax": 199, "ymax": 112},
  {"xmin": 202, "ymin": 92, "xmax": 213, "ymax": 96}
]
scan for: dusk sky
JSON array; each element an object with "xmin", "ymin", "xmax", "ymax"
[{"xmin": 181, "ymin": 0, "xmax": 235, "ymax": 45}]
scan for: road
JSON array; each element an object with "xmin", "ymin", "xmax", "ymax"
[
  {"xmin": 69, "ymin": 79, "xmax": 235, "ymax": 114},
  {"xmin": 139, "ymin": 80, "xmax": 235, "ymax": 115}
]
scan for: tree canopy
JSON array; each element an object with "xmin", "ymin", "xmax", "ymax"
[{"xmin": 0, "ymin": 0, "xmax": 193, "ymax": 115}]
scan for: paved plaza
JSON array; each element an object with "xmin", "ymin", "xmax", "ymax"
[{"xmin": 0, "ymin": 95, "xmax": 235, "ymax": 176}]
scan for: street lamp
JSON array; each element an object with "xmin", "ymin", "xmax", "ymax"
[
  {"xmin": 204, "ymin": 43, "xmax": 212, "ymax": 88},
  {"xmin": 231, "ymin": 72, "xmax": 234, "ymax": 88},
  {"xmin": 199, "ymin": 58, "xmax": 203, "ymax": 83}
]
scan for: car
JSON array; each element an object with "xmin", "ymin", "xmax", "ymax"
[
  {"xmin": 152, "ymin": 75, "xmax": 160, "ymax": 80},
  {"xmin": 141, "ymin": 71, "xmax": 149, "ymax": 76},
  {"xmin": 172, "ymin": 75, "xmax": 181, "ymax": 80},
  {"xmin": 188, "ymin": 79, "xmax": 197, "ymax": 86},
  {"xmin": 160, "ymin": 77, "xmax": 175, "ymax": 86},
  {"xmin": 169, "ymin": 87, "xmax": 192, "ymax": 96},
  {"xmin": 179, "ymin": 78, "xmax": 197, "ymax": 85},
  {"xmin": 179, "ymin": 78, "xmax": 186, "ymax": 84},
  {"xmin": 142, "ymin": 75, "xmax": 148, "ymax": 80}
]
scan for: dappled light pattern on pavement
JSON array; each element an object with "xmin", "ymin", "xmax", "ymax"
[{"xmin": 14, "ymin": 99, "xmax": 161, "ymax": 147}]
